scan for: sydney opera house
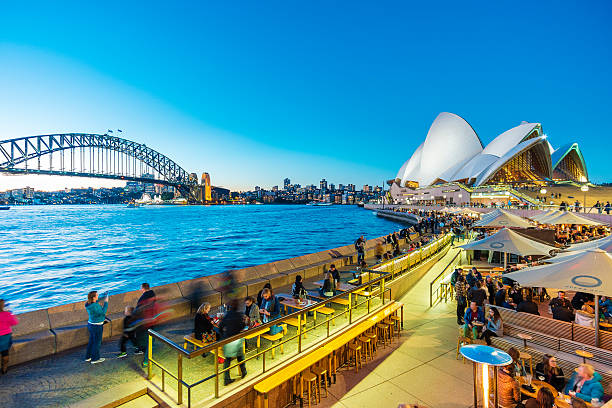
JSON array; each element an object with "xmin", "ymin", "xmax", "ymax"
[{"xmin": 389, "ymin": 112, "xmax": 588, "ymax": 205}]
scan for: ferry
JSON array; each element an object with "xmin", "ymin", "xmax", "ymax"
[{"xmin": 0, "ymin": 206, "xmax": 10, "ymax": 210}]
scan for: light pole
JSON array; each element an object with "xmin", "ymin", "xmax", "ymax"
[{"xmin": 581, "ymin": 184, "xmax": 589, "ymax": 213}]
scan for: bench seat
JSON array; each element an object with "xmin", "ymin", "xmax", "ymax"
[{"xmin": 10, "ymin": 310, "xmax": 56, "ymax": 366}]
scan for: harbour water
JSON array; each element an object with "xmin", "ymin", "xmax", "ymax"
[{"xmin": 0, "ymin": 205, "xmax": 401, "ymax": 313}]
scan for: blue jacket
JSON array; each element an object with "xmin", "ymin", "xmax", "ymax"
[
  {"xmin": 464, "ymin": 306, "xmax": 485, "ymax": 325},
  {"xmin": 260, "ymin": 295, "xmax": 281, "ymax": 322},
  {"xmin": 86, "ymin": 301, "xmax": 108, "ymax": 324},
  {"xmin": 600, "ymin": 298, "xmax": 612, "ymax": 317},
  {"xmin": 564, "ymin": 371, "xmax": 604, "ymax": 402}
]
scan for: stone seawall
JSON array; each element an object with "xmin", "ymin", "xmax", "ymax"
[{"xmin": 9, "ymin": 233, "xmax": 401, "ymax": 367}]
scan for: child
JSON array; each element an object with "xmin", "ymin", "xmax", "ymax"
[{"xmin": 117, "ymin": 306, "xmax": 143, "ymax": 358}]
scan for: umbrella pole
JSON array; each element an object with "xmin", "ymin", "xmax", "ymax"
[
  {"xmin": 595, "ymin": 294, "xmax": 600, "ymax": 347},
  {"xmin": 504, "ymin": 252, "xmax": 507, "ymax": 270}
]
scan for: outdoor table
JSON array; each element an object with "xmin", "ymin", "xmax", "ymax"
[
  {"xmin": 599, "ymin": 321, "xmax": 612, "ymax": 331},
  {"xmin": 517, "ymin": 332, "xmax": 532, "ymax": 349},
  {"xmin": 517, "ymin": 378, "xmax": 589, "ymax": 408},
  {"xmin": 575, "ymin": 349, "xmax": 594, "ymax": 363}
]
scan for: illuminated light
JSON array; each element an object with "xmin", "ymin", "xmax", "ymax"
[
  {"xmin": 581, "ymin": 185, "xmax": 589, "ymax": 192},
  {"xmin": 540, "ymin": 188, "xmax": 547, "ymax": 195},
  {"xmin": 482, "ymin": 363, "xmax": 489, "ymax": 408}
]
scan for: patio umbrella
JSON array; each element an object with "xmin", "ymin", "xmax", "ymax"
[
  {"xmin": 565, "ymin": 235, "xmax": 612, "ymax": 252},
  {"xmin": 541, "ymin": 211, "xmax": 605, "ymax": 226},
  {"xmin": 504, "ymin": 249, "xmax": 612, "ymax": 346},
  {"xmin": 546, "ymin": 238, "xmax": 612, "ymax": 264},
  {"xmin": 473, "ymin": 209, "xmax": 533, "ymax": 229},
  {"xmin": 530, "ymin": 210, "xmax": 560, "ymax": 223},
  {"xmin": 459, "ymin": 228, "xmax": 556, "ymax": 268}
]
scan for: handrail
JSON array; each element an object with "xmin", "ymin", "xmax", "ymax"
[{"xmin": 429, "ymin": 250, "xmax": 460, "ymax": 307}]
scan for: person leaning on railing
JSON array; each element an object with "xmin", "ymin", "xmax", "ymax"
[{"xmin": 85, "ymin": 290, "xmax": 108, "ymax": 364}]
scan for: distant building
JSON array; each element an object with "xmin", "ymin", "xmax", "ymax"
[
  {"xmin": 201, "ymin": 172, "xmax": 212, "ymax": 202},
  {"xmin": 320, "ymin": 179, "xmax": 328, "ymax": 191},
  {"xmin": 347, "ymin": 184, "xmax": 355, "ymax": 192},
  {"xmin": 212, "ymin": 186, "xmax": 230, "ymax": 201},
  {"xmin": 284, "ymin": 178, "xmax": 291, "ymax": 190},
  {"xmin": 363, "ymin": 185, "xmax": 371, "ymax": 193}
]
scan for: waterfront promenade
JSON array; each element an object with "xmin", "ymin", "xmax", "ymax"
[{"xmin": 0, "ymin": 246, "xmax": 473, "ymax": 408}]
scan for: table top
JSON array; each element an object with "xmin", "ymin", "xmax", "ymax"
[
  {"xmin": 517, "ymin": 333, "xmax": 533, "ymax": 340},
  {"xmin": 575, "ymin": 349, "xmax": 594, "ymax": 358},
  {"xmin": 279, "ymin": 297, "xmax": 317, "ymax": 309},
  {"xmin": 472, "ymin": 321, "xmax": 485, "ymax": 326},
  {"xmin": 599, "ymin": 322, "xmax": 612, "ymax": 328}
]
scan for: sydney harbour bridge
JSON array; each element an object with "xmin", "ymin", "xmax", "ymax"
[{"xmin": 0, "ymin": 133, "xmax": 205, "ymax": 202}]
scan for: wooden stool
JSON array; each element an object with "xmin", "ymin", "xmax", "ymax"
[
  {"xmin": 376, "ymin": 323, "xmax": 391, "ymax": 346},
  {"xmin": 348, "ymin": 342, "xmax": 362, "ymax": 372},
  {"xmin": 575, "ymin": 349, "xmax": 594, "ymax": 364},
  {"xmin": 383, "ymin": 319, "xmax": 395, "ymax": 340},
  {"xmin": 364, "ymin": 332, "xmax": 378, "ymax": 355},
  {"xmin": 301, "ymin": 371, "xmax": 320, "ymax": 407},
  {"xmin": 359, "ymin": 336, "xmax": 373, "ymax": 361},
  {"xmin": 519, "ymin": 351, "xmax": 533, "ymax": 375},
  {"xmin": 389, "ymin": 315, "xmax": 401, "ymax": 334},
  {"xmin": 311, "ymin": 364, "xmax": 328, "ymax": 398},
  {"xmin": 456, "ymin": 335, "xmax": 473, "ymax": 362}
]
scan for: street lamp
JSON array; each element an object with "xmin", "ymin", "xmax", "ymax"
[
  {"xmin": 581, "ymin": 184, "xmax": 589, "ymax": 213},
  {"xmin": 539, "ymin": 188, "xmax": 547, "ymax": 195}
]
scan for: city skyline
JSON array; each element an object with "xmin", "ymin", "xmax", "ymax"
[{"xmin": 2, "ymin": 1, "xmax": 612, "ymax": 192}]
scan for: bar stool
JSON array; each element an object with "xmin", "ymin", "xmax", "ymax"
[
  {"xmin": 456, "ymin": 335, "xmax": 473, "ymax": 363},
  {"xmin": 377, "ymin": 323, "xmax": 391, "ymax": 346},
  {"xmin": 358, "ymin": 335, "xmax": 373, "ymax": 361},
  {"xmin": 301, "ymin": 370, "xmax": 320, "ymax": 407},
  {"xmin": 347, "ymin": 342, "xmax": 362, "ymax": 372},
  {"xmin": 519, "ymin": 351, "xmax": 533, "ymax": 375},
  {"xmin": 389, "ymin": 315, "xmax": 401, "ymax": 335},
  {"xmin": 364, "ymin": 331, "xmax": 378, "ymax": 355},
  {"xmin": 311, "ymin": 364, "xmax": 328, "ymax": 398},
  {"xmin": 382, "ymin": 319, "xmax": 395, "ymax": 341}
]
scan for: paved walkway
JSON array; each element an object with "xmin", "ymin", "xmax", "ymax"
[{"xmin": 320, "ymin": 247, "xmax": 475, "ymax": 408}]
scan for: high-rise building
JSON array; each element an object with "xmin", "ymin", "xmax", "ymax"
[
  {"xmin": 255, "ymin": 186, "xmax": 261, "ymax": 191},
  {"xmin": 283, "ymin": 178, "xmax": 291, "ymax": 189},
  {"xmin": 347, "ymin": 183, "xmax": 356, "ymax": 192},
  {"xmin": 320, "ymin": 179, "xmax": 328, "ymax": 191},
  {"xmin": 329, "ymin": 183, "xmax": 335, "ymax": 192},
  {"xmin": 338, "ymin": 184, "xmax": 345, "ymax": 191},
  {"xmin": 272, "ymin": 185, "xmax": 278, "ymax": 192},
  {"xmin": 363, "ymin": 185, "xmax": 371, "ymax": 193},
  {"xmin": 201, "ymin": 172, "xmax": 212, "ymax": 202}
]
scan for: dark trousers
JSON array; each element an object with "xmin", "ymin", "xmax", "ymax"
[
  {"xmin": 120, "ymin": 332, "xmax": 139, "ymax": 353},
  {"xmin": 224, "ymin": 350, "xmax": 247, "ymax": 383},
  {"xmin": 357, "ymin": 251, "xmax": 364, "ymax": 263},
  {"xmin": 456, "ymin": 297, "xmax": 467, "ymax": 324},
  {"xmin": 480, "ymin": 329, "xmax": 498, "ymax": 346},
  {"xmin": 86, "ymin": 323, "xmax": 103, "ymax": 361}
]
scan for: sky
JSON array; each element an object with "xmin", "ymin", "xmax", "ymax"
[{"xmin": 1, "ymin": 1, "xmax": 611, "ymax": 191}]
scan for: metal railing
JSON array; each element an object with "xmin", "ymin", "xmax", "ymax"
[
  {"xmin": 146, "ymin": 233, "xmax": 453, "ymax": 407},
  {"xmin": 429, "ymin": 250, "xmax": 462, "ymax": 307}
]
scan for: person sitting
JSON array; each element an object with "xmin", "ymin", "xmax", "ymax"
[
  {"xmin": 525, "ymin": 387, "xmax": 555, "ymax": 408},
  {"xmin": 497, "ymin": 363, "xmax": 521, "ymax": 408},
  {"xmin": 571, "ymin": 291, "xmax": 593, "ymax": 311},
  {"xmin": 507, "ymin": 286, "xmax": 523, "ymax": 308},
  {"xmin": 328, "ymin": 264, "xmax": 341, "ymax": 286},
  {"xmin": 319, "ymin": 272, "xmax": 336, "ymax": 298},
  {"xmin": 507, "ymin": 347, "xmax": 526, "ymax": 378},
  {"xmin": 564, "ymin": 363, "xmax": 604, "ymax": 402},
  {"xmin": 479, "ymin": 306, "xmax": 503, "ymax": 345},
  {"xmin": 600, "ymin": 296, "xmax": 612, "ymax": 323},
  {"xmin": 257, "ymin": 283, "xmax": 272, "ymax": 307},
  {"xmin": 535, "ymin": 354, "xmax": 565, "ymax": 392},
  {"xmin": 462, "ymin": 301, "xmax": 485, "ymax": 340},
  {"xmin": 291, "ymin": 275, "xmax": 308, "ymax": 299},
  {"xmin": 517, "ymin": 294, "xmax": 540, "ymax": 315},
  {"xmin": 244, "ymin": 296, "xmax": 261, "ymax": 327},
  {"xmin": 467, "ymin": 281, "xmax": 487, "ymax": 307},
  {"xmin": 259, "ymin": 288, "xmax": 281, "ymax": 323},
  {"xmin": 552, "ymin": 304, "xmax": 575, "ymax": 322},
  {"xmin": 194, "ymin": 302, "xmax": 217, "ymax": 342}
]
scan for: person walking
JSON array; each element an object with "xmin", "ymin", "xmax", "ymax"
[
  {"xmin": 455, "ymin": 275, "xmax": 468, "ymax": 325},
  {"xmin": 0, "ymin": 299, "xmax": 18, "ymax": 374},
  {"xmin": 85, "ymin": 290, "xmax": 108, "ymax": 364},
  {"xmin": 605, "ymin": 201, "xmax": 611, "ymax": 215},
  {"xmin": 355, "ymin": 235, "xmax": 365, "ymax": 264},
  {"xmin": 219, "ymin": 299, "xmax": 247, "ymax": 385},
  {"xmin": 116, "ymin": 306, "xmax": 143, "ymax": 358}
]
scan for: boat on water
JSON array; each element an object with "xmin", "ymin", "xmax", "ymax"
[
  {"xmin": 312, "ymin": 202, "xmax": 333, "ymax": 206},
  {"xmin": 0, "ymin": 206, "xmax": 10, "ymax": 210},
  {"xmin": 127, "ymin": 200, "xmax": 139, "ymax": 208}
]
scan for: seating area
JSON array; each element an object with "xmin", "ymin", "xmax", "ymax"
[{"xmin": 254, "ymin": 301, "xmax": 404, "ymax": 408}]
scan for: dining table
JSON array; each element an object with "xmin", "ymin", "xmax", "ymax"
[
  {"xmin": 312, "ymin": 280, "xmax": 357, "ymax": 292},
  {"xmin": 518, "ymin": 378, "xmax": 591, "ymax": 408}
]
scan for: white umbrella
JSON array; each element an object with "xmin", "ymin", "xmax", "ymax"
[
  {"xmin": 565, "ymin": 235, "xmax": 612, "ymax": 252},
  {"xmin": 541, "ymin": 211, "xmax": 605, "ymax": 226},
  {"xmin": 459, "ymin": 228, "xmax": 556, "ymax": 268},
  {"xmin": 473, "ymin": 209, "xmax": 534, "ymax": 229},
  {"xmin": 547, "ymin": 238, "xmax": 612, "ymax": 264},
  {"xmin": 530, "ymin": 210, "xmax": 560, "ymax": 223},
  {"xmin": 504, "ymin": 249, "xmax": 612, "ymax": 346}
]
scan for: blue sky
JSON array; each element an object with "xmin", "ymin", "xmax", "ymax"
[{"xmin": 1, "ymin": 1, "xmax": 611, "ymax": 191}]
